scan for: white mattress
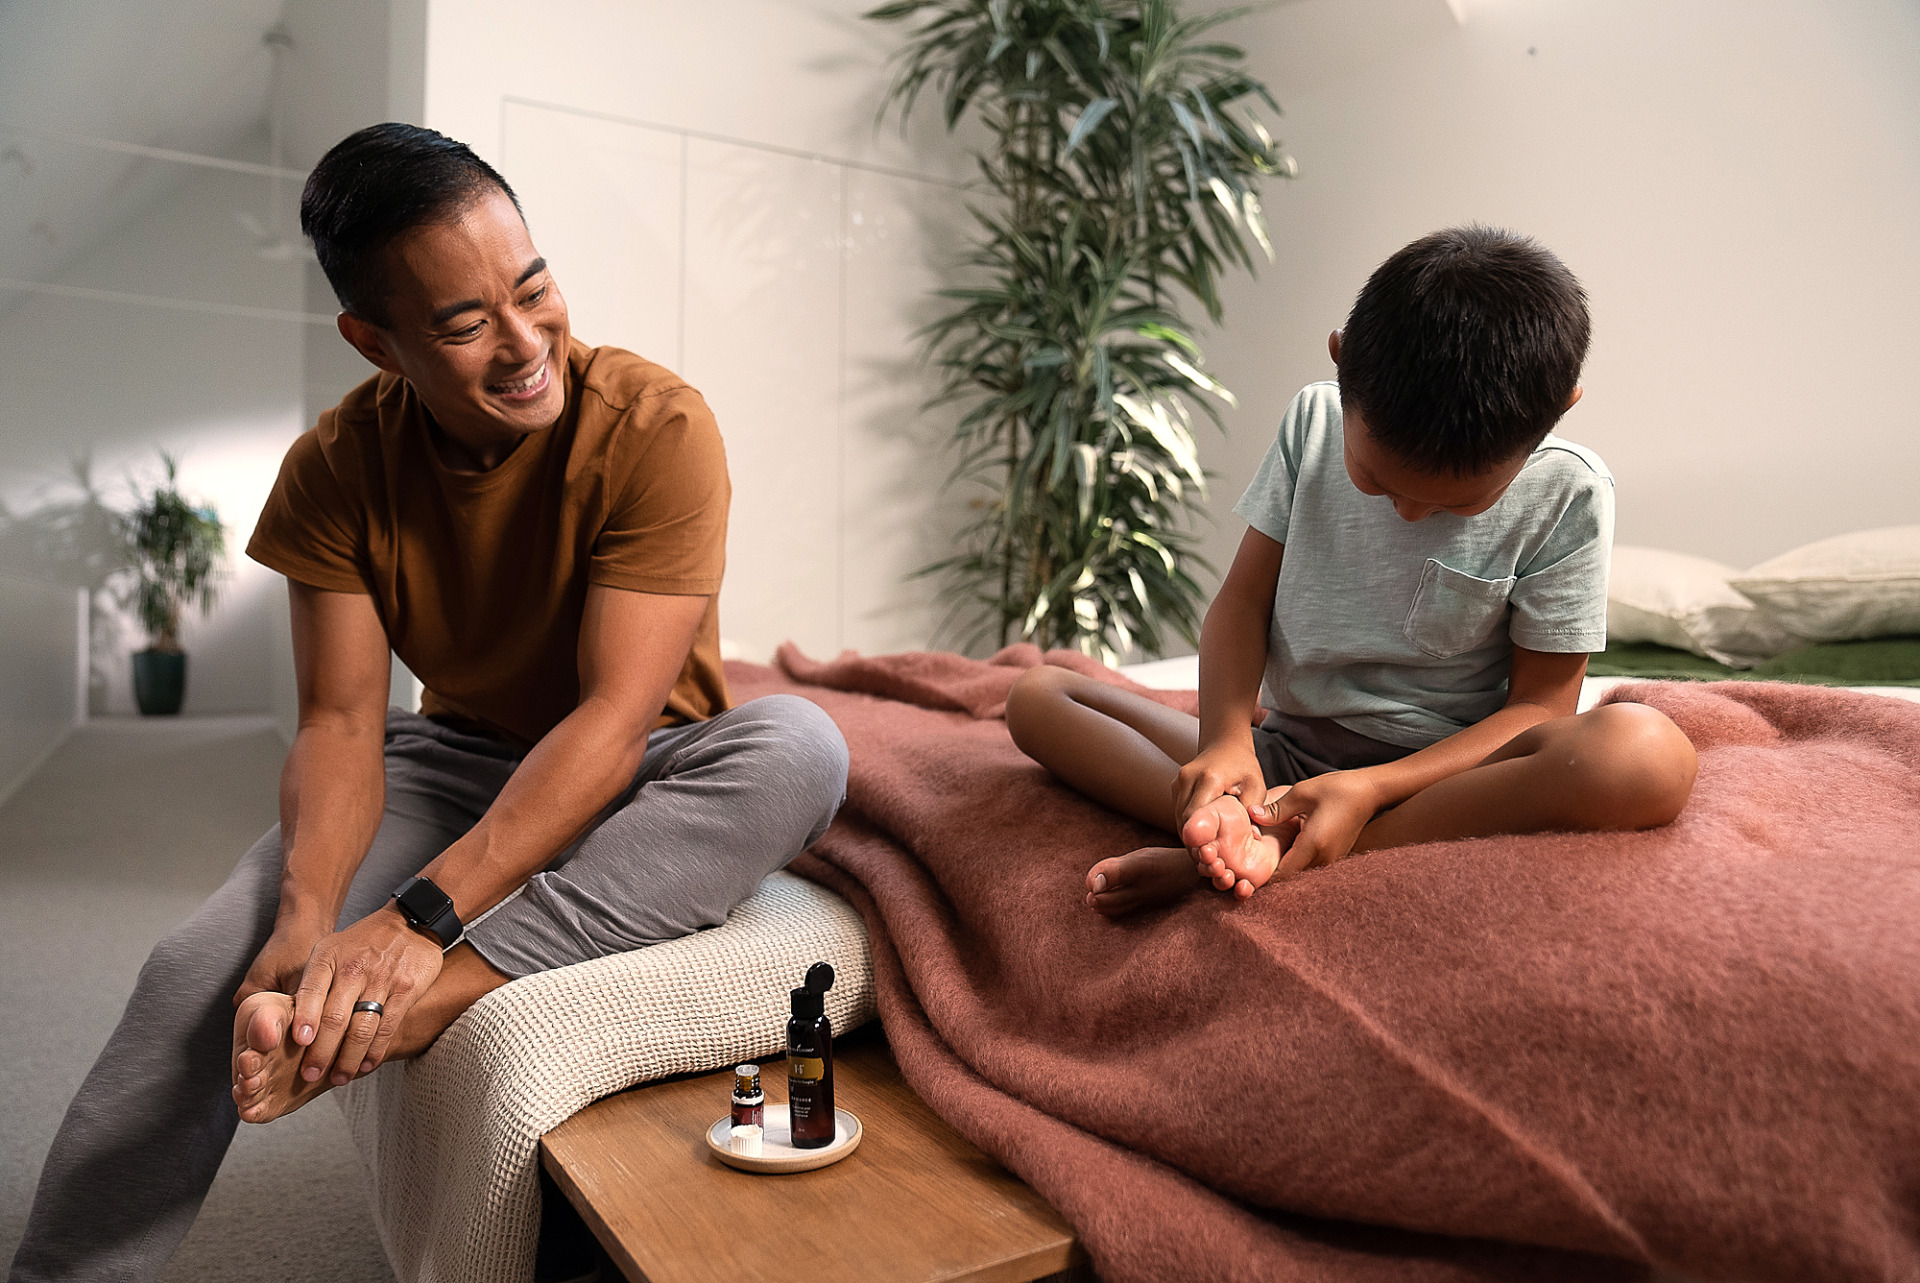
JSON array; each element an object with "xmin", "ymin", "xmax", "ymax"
[{"xmin": 1117, "ymin": 654, "xmax": 1920, "ymax": 709}]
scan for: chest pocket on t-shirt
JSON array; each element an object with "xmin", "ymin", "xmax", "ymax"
[{"xmin": 1402, "ymin": 559, "xmax": 1516, "ymax": 659}]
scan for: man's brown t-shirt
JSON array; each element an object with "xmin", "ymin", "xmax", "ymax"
[{"xmin": 248, "ymin": 339, "xmax": 730, "ymax": 745}]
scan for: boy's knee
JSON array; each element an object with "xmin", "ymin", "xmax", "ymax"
[
  {"xmin": 1005, "ymin": 665, "xmax": 1073, "ymax": 753},
  {"xmin": 1570, "ymin": 702, "xmax": 1697, "ymax": 829}
]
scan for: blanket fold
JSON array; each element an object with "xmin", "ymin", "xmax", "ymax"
[{"xmin": 730, "ymin": 651, "xmax": 1920, "ymax": 1283}]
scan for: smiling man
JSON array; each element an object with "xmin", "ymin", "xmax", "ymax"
[{"xmin": 10, "ymin": 123, "xmax": 849, "ymax": 1283}]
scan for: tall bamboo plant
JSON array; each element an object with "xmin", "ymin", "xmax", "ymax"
[{"xmin": 870, "ymin": 0, "xmax": 1292, "ymax": 660}]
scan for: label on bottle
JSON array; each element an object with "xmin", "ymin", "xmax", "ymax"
[{"xmin": 788, "ymin": 1055, "xmax": 826, "ymax": 1082}]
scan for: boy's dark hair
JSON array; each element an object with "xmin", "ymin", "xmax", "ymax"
[
  {"xmin": 300, "ymin": 123, "xmax": 521, "ymax": 326},
  {"xmin": 1336, "ymin": 226, "xmax": 1590, "ymax": 476}
]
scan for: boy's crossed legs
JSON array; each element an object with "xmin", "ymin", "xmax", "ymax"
[{"xmin": 1005, "ymin": 666, "xmax": 1696, "ymax": 917}]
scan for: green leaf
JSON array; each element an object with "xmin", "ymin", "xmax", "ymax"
[{"xmin": 1063, "ymin": 96, "xmax": 1119, "ymax": 158}]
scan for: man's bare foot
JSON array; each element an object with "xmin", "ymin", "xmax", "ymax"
[
  {"xmin": 1085, "ymin": 846, "xmax": 1206, "ymax": 917},
  {"xmin": 1182, "ymin": 795, "xmax": 1288, "ymax": 898},
  {"xmin": 231, "ymin": 991, "xmax": 334, "ymax": 1124}
]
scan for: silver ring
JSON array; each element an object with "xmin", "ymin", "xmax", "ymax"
[{"xmin": 351, "ymin": 1000, "xmax": 385, "ymax": 1017}]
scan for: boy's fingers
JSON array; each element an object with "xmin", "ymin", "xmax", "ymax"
[{"xmin": 1236, "ymin": 772, "xmax": 1272, "ymax": 821}]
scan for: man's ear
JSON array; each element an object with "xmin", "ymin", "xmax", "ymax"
[
  {"xmin": 1328, "ymin": 330, "xmax": 1342, "ymax": 365},
  {"xmin": 1564, "ymin": 384, "xmax": 1583, "ymax": 412},
  {"xmin": 336, "ymin": 312, "xmax": 402, "ymax": 375}
]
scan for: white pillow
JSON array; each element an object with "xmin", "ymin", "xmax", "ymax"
[
  {"xmin": 1606, "ymin": 545, "xmax": 1799, "ymax": 667},
  {"xmin": 1729, "ymin": 526, "xmax": 1920, "ymax": 643}
]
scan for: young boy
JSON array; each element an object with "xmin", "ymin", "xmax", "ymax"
[{"xmin": 1007, "ymin": 226, "xmax": 1697, "ymax": 916}]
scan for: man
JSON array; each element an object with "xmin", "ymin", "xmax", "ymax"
[{"xmin": 10, "ymin": 123, "xmax": 849, "ymax": 1282}]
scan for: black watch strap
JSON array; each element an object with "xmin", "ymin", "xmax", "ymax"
[{"xmin": 392, "ymin": 875, "xmax": 463, "ymax": 949}]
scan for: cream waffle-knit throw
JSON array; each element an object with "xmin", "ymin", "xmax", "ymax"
[{"xmin": 335, "ymin": 871, "xmax": 873, "ymax": 1283}]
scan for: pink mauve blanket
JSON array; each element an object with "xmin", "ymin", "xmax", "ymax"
[{"xmin": 728, "ymin": 647, "xmax": 1920, "ymax": 1283}]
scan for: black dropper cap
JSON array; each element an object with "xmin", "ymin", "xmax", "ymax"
[{"xmin": 790, "ymin": 961, "xmax": 835, "ymax": 1019}]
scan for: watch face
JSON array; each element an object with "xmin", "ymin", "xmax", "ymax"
[{"xmin": 395, "ymin": 876, "xmax": 459, "ymax": 944}]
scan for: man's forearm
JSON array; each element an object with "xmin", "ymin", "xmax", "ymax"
[
  {"xmin": 409, "ymin": 694, "xmax": 657, "ymax": 927},
  {"xmin": 277, "ymin": 719, "xmax": 388, "ymax": 929}
]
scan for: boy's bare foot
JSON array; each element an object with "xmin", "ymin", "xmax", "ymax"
[
  {"xmin": 1085, "ymin": 846, "xmax": 1206, "ymax": 917},
  {"xmin": 1182, "ymin": 795, "xmax": 1288, "ymax": 898},
  {"xmin": 231, "ymin": 991, "xmax": 335, "ymax": 1124}
]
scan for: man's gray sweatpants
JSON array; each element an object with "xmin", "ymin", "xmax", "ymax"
[{"xmin": 9, "ymin": 695, "xmax": 848, "ymax": 1283}]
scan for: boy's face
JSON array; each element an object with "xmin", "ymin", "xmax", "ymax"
[{"xmin": 1340, "ymin": 403, "xmax": 1529, "ymax": 523}]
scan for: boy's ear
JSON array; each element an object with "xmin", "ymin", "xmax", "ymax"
[
  {"xmin": 336, "ymin": 312, "xmax": 403, "ymax": 376},
  {"xmin": 1328, "ymin": 330, "xmax": 1342, "ymax": 365},
  {"xmin": 1564, "ymin": 385, "xmax": 1584, "ymax": 412}
]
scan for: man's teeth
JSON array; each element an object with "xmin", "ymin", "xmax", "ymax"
[{"xmin": 491, "ymin": 365, "xmax": 544, "ymax": 394}]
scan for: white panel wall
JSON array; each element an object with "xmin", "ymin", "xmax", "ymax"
[
  {"xmin": 438, "ymin": 4, "xmax": 975, "ymax": 660},
  {"xmin": 0, "ymin": 154, "xmax": 308, "ymax": 716},
  {"xmin": 0, "ymin": 575, "xmax": 82, "ymax": 807},
  {"xmin": 1193, "ymin": 0, "xmax": 1920, "ymax": 586}
]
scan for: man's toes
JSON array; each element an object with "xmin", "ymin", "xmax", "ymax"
[{"xmin": 244, "ymin": 998, "xmax": 287, "ymax": 1055}]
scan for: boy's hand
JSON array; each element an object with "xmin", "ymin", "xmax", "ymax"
[
  {"xmin": 1174, "ymin": 745, "xmax": 1274, "ymax": 830},
  {"xmin": 1263, "ymin": 771, "xmax": 1382, "ymax": 879}
]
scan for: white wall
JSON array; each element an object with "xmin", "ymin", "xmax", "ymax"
[
  {"xmin": 423, "ymin": 0, "xmax": 978, "ymax": 661},
  {"xmin": 0, "ymin": 150, "xmax": 310, "ymax": 716},
  {"xmin": 0, "ymin": 577, "xmax": 83, "ymax": 807},
  {"xmin": 1193, "ymin": 0, "xmax": 1920, "ymax": 585}
]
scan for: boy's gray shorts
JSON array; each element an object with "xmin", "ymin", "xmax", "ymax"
[{"xmin": 1251, "ymin": 710, "xmax": 1413, "ymax": 787}]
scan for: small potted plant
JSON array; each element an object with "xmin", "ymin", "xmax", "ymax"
[{"xmin": 120, "ymin": 453, "xmax": 226, "ymax": 715}]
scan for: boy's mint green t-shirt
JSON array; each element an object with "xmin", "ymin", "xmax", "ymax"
[{"xmin": 1232, "ymin": 382, "xmax": 1614, "ymax": 749}]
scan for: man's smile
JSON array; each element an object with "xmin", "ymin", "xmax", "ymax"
[{"xmin": 488, "ymin": 356, "xmax": 551, "ymax": 401}]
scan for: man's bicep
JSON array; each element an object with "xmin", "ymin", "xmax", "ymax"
[
  {"xmin": 288, "ymin": 579, "xmax": 391, "ymax": 731},
  {"xmin": 577, "ymin": 583, "xmax": 709, "ymax": 717}
]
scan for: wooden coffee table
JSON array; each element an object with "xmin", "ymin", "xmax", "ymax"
[{"xmin": 539, "ymin": 1024, "xmax": 1089, "ymax": 1283}]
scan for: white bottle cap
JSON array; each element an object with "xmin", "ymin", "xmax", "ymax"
[{"xmin": 730, "ymin": 1124, "xmax": 763, "ymax": 1157}]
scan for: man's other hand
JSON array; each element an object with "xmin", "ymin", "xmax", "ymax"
[
  {"xmin": 233, "ymin": 921, "xmax": 327, "ymax": 1007},
  {"xmin": 289, "ymin": 906, "xmax": 445, "ymax": 1086}
]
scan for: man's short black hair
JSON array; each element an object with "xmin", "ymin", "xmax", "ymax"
[
  {"xmin": 1336, "ymin": 226, "xmax": 1590, "ymax": 477},
  {"xmin": 300, "ymin": 123, "xmax": 522, "ymax": 326}
]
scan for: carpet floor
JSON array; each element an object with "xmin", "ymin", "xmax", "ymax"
[{"xmin": 0, "ymin": 715, "xmax": 397, "ymax": 1283}]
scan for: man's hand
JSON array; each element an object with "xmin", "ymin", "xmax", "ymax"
[
  {"xmin": 1173, "ymin": 743, "xmax": 1274, "ymax": 832},
  {"xmin": 233, "ymin": 918, "xmax": 328, "ymax": 1007},
  {"xmin": 1262, "ymin": 771, "xmax": 1383, "ymax": 879},
  {"xmin": 289, "ymin": 906, "xmax": 445, "ymax": 1086}
]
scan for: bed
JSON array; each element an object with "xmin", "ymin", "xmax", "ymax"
[{"xmin": 338, "ymin": 644, "xmax": 1920, "ymax": 1283}]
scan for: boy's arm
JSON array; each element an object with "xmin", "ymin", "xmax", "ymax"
[
  {"xmin": 1175, "ymin": 527, "xmax": 1283, "ymax": 827},
  {"xmin": 1265, "ymin": 644, "xmax": 1589, "ymax": 876}
]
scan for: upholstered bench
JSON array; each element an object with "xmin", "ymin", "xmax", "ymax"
[{"xmin": 335, "ymin": 871, "xmax": 874, "ymax": 1283}]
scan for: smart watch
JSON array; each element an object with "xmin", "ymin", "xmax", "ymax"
[{"xmin": 391, "ymin": 875, "xmax": 463, "ymax": 949}]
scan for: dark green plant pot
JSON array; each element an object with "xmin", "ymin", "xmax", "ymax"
[{"xmin": 132, "ymin": 650, "xmax": 187, "ymax": 716}]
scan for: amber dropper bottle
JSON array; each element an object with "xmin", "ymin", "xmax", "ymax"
[
  {"xmin": 731, "ymin": 1064, "xmax": 764, "ymax": 1129},
  {"xmin": 786, "ymin": 962, "xmax": 836, "ymax": 1149}
]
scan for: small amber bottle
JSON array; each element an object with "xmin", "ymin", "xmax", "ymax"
[
  {"xmin": 731, "ymin": 1064, "xmax": 764, "ymax": 1129},
  {"xmin": 786, "ymin": 962, "xmax": 836, "ymax": 1149}
]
